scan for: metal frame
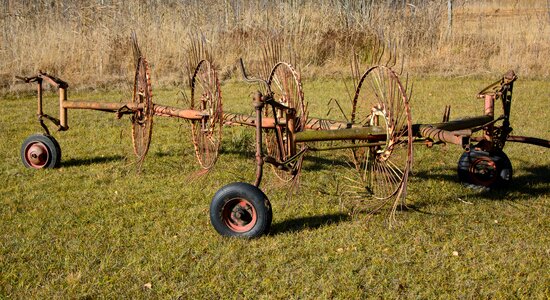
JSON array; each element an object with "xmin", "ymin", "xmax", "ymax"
[{"xmin": 16, "ymin": 47, "xmax": 550, "ymax": 230}]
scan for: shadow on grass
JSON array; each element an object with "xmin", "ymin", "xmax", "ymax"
[
  {"xmin": 220, "ymin": 146, "xmax": 351, "ymax": 172},
  {"xmin": 219, "ymin": 147, "xmax": 255, "ymax": 158},
  {"xmin": 152, "ymin": 151, "xmax": 177, "ymax": 158},
  {"xmin": 302, "ymin": 155, "xmax": 351, "ymax": 172},
  {"xmin": 62, "ymin": 155, "xmax": 124, "ymax": 167},
  {"xmin": 412, "ymin": 162, "xmax": 550, "ymax": 201},
  {"xmin": 270, "ymin": 213, "xmax": 350, "ymax": 235}
]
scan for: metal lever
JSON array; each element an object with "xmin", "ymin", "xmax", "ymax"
[{"xmin": 238, "ymin": 58, "xmax": 271, "ymax": 94}]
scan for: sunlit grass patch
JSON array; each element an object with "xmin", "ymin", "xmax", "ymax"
[{"xmin": 1, "ymin": 76, "xmax": 548, "ymax": 298}]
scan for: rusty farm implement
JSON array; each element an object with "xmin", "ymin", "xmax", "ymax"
[{"xmin": 16, "ymin": 38, "xmax": 550, "ymax": 238}]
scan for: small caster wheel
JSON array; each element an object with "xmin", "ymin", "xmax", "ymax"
[
  {"xmin": 20, "ymin": 134, "xmax": 61, "ymax": 169},
  {"xmin": 210, "ymin": 182, "xmax": 272, "ymax": 238},
  {"xmin": 457, "ymin": 149, "xmax": 512, "ymax": 188}
]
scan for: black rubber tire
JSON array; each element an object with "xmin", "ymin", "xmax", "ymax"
[
  {"xmin": 210, "ymin": 182, "xmax": 272, "ymax": 238},
  {"xmin": 20, "ymin": 134, "xmax": 61, "ymax": 169},
  {"xmin": 457, "ymin": 149, "xmax": 512, "ymax": 188}
]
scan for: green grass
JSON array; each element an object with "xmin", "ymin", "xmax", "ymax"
[{"xmin": 1, "ymin": 75, "xmax": 549, "ymax": 298}]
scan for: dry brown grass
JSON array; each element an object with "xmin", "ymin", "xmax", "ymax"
[{"xmin": 1, "ymin": 0, "xmax": 549, "ymax": 91}]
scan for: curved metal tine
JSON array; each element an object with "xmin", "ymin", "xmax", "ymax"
[
  {"xmin": 375, "ymin": 38, "xmax": 385, "ymax": 66},
  {"xmin": 397, "ymin": 53, "xmax": 405, "ymax": 76},
  {"xmin": 131, "ymin": 31, "xmax": 141, "ymax": 65},
  {"xmin": 391, "ymin": 44, "xmax": 397, "ymax": 68},
  {"xmin": 384, "ymin": 40, "xmax": 394, "ymax": 68},
  {"xmin": 342, "ymin": 72, "xmax": 355, "ymax": 112},
  {"xmin": 407, "ymin": 81, "xmax": 414, "ymax": 103},
  {"xmin": 350, "ymin": 52, "xmax": 361, "ymax": 93},
  {"xmin": 326, "ymin": 98, "xmax": 349, "ymax": 123},
  {"xmin": 403, "ymin": 73, "xmax": 410, "ymax": 100},
  {"xmin": 368, "ymin": 40, "xmax": 377, "ymax": 66},
  {"xmin": 238, "ymin": 58, "xmax": 269, "ymax": 91}
]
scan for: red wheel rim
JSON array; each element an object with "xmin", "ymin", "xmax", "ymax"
[
  {"xmin": 469, "ymin": 157, "xmax": 498, "ymax": 187},
  {"xmin": 24, "ymin": 142, "xmax": 49, "ymax": 169},
  {"xmin": 221, "ymin": 198, "xmax": 257, "ymax": 233}
]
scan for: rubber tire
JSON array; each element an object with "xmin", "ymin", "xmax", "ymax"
[
  {"xmin": 457, "ymin": 149, "xmax": 512, "ymax": 188},
  {"xmin": 20, "ymin": 134, "xmax": 62, "ymax": 169},
  {"xmin": 210, "ymin": 182, "xmax": 272, "ymax": 238}
]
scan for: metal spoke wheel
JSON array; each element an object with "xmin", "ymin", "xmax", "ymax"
[
  {"xmin": 350, "ymin": 66, "xmax": 413, "ymax": 203},
  {"xmin": 131, "ymin": 56, "xmax": 154, "ymax": 163},
  {"xmin": 457, "ymin": 149, "xmax": 512, "ymax": 188},
  {"xmin": 190, "ymin": 59, "xmax": 223, "ymax": 170},
  {"xmin": 210, "ymin": 182, "xmax": 272, "ymax": 238},
  {"xmin": 265, "ymin": 62, "xmax": 307, "ymax": 182},
  {"xmin": 21, "ymin": 134, "xmax": 61, "ymax": 169}
]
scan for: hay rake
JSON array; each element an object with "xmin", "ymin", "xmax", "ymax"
[{"xmin": 16, "ymin": 37, "xmax": 550, "ymax": 238}]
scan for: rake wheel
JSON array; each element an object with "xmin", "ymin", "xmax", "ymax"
[
  {"xmin": 190, "ymin": 59, "xmax": 223, "ymax": 170},
  {"xmin": 457, "ymin": 149, "xmax": 512, "ymax": 188},
  {"xmin": 131, "ymin": 56, "xmax": 154, "ymax": 163},
  {"xmin": 265, "ymin": 62, "xmax": 307, "ymax": 182},
  {"xmin": 350, "ymin": 66, "xmax": 413, "ymax": 204}
]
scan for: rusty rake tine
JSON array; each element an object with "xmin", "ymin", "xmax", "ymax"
[
  {"xmin": 403, "ymin": 73, "xmax": 409, "ymax": 96},
  {"xmin": 379, "ymin": 163, "xmax": 396, "ymax": 198},
  {"xmin": 328, "ymin": 98, "xmax": 349, "ymax": 123},
  {"xmin": 384, "ymin": 40, "xmax": 393, "ymax": 67},
  {"xmin": 393, "ymin": 80, "xmax": 405, "ymax": 129},
  {"xmin": 367, "ymin": 71, "xmax": 381, "ymax": 107},
  {"xmin": 407, "ymin": 81, "xmax": 414, "ymax": 104},
  {"xmin": 382, "ymin": 159, "xmax": 401, "ymax": 198},
  {"xmin": 370, "ymin": 39, "xmax": 378, "ymax": 66},
  {"xmin": 374, "ymin": 160, "xmax": 389, "ymax": 198},
  {"xmin": 378, "ymin": 160, "xmax": 393, "ymax": 198},
  {"xmin": 375, "ymin": 68, "xmax": 386, "ymax": 107},
  {"xmin": 372, "ymin": 68, "xmax": 385, "ymax": 107},
  {"xmin": 350, "ymin": 53, "xmax": 361, "ymax": 90},
  {"xmin": 262, "ymin": 46, "xmax": 270, "ymax": 80},
  {"xmin": 131, "ymin": 31, "xmax": 141, "ymax": 63},
  {"xmin": 397, "ymin": 53, "xmax": 405, "ymax": 75},
  {"xmin": 342, "ymin": 72, "xmax": 354, "ymax": 106},
  {"xmin": 386, "ymin": 159, "xmax": 405, "ymax": 178},
  {"xmin": 392, "ymin": 41, "xmax": 398, "ymax": 68},
  {"xmin": 382, "ymin": 68, "xmax": 390, "ymax": 107},
  {"xmin": 389, "ymin": 71, "xmax": 396, "ymax": 122},
  {"xmin": 385, "ymin": 167, "xmax": 401, "ymax": 200},
  {"xmin": 376, "ymin": 40, "xmax": 385, "ymax": 66}
]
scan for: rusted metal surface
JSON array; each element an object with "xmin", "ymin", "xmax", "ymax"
[
  {"xmin": 504, "ymin": 136, "xmax": 550, "ymax": 148},
  {"xmin": 295, "ymin": 126, "xmax": 386, "ymax": 142},
  {"xmin": 222, "ymin": 112, "xmax": 354, "ymax": 131},
  {"xmin": 222, "ymin": 112, "xmax": 278, "ymax": 128},
  {"xmin": 477, "ymin": 70, "xmax": 517, "ymax": 97},
  {"xmin": 471, "ymin": 135, "xmax": 550, "ymax": 148},
  {"xmin": 420, "ymin": 115, "xmax": 493, "ymax": 132},
  {"xmin": 304, "ymin": 117, "xmax": 351, "ymax": 130},
  {"xmin": 58, "ymin": 87, "xmax": 68, "ymax": 130},
  {"xmin": 253, "ymin": 93, "xmax": 264, "ymax": 187},
  {"xmin": 24, "ymin": 142, "xmax": 48, "ymax": 168},
  {"xmin": 131, "ymin": 55, "xmax": 154, "ymax": 164},
  {"xmin": 63, "ymin": 101, "xmax": 142, "ymax": 112},
  {"xmin": 153, "ymin": 105, "xmax": 204, "ymax": 120},
  {"xmin": 263, "ymin": 61, "xmax": 307, "ymax": 183},
  {"xmin": 418, "ymin": 125, "xmax": 467, "ymax": 146}
]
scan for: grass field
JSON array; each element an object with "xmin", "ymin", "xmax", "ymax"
[{"xmin": 1, "ymin": 72, "xmax": 549, "ymax": 298}]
